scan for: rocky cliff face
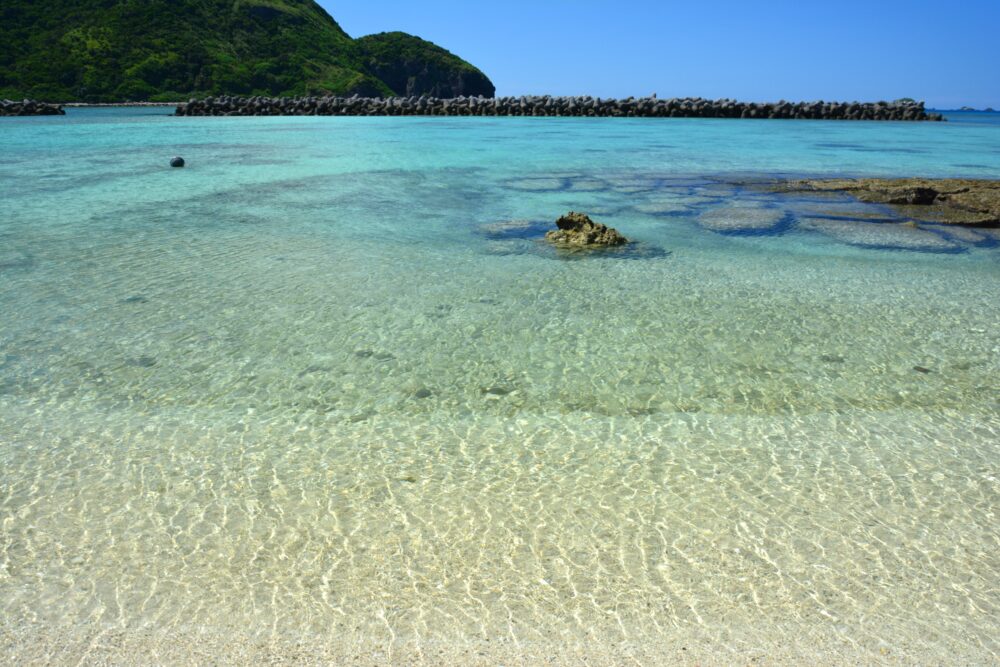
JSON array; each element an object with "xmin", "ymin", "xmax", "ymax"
[{"xmin": 356, "ymin": 33, "xmax": 495, "ymax": 99}]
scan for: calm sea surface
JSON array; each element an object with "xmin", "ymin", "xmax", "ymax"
[{"xmin": 1, "ymin": 109, "xmax": 999, "ymax": 663}]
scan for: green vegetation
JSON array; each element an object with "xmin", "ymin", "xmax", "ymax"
[{"xmin": 0, "ymin": 0, "xmax": 493, "ymax": 102}]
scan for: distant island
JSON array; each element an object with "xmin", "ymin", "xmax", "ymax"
[{"xmin": 0, "ymin": 0, "xmax": 494, "ymax": 102}]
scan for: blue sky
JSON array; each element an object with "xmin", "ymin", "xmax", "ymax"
[{"xmin": 324, "ymin": 1, "xmax": 999, "ymax": 108}]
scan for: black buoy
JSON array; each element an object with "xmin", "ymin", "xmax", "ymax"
[{"xmin": 170, "ymin": 156, "xmax": 185, "ymax": 168}]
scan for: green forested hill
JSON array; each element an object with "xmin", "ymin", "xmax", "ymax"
[{"xmin": 0, "ymin": 0, "xmax": 494, "ymax": 102}]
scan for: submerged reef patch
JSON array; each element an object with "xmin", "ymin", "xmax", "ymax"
[
  {"xmin": 698, "ymin": 205, "xmax": 790, "ymax": 235},
  {"xmin": 479, "ymin": 214, "xmax": 667, "ymax": 260},
  {"xmin": 797, "ymin": 217, "xmax": 963, "ymax": 253},
  {"xmin": 770, "ymin": 178, "xmax": 1000, "ymax": 227}
]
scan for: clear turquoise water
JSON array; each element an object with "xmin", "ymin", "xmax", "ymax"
[{"xmin": 1, "ymin": 109, "xmax": 999, "ymax": 663}]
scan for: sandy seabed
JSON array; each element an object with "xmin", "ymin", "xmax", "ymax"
[{"xmin": 3, "ymin": 620, "xmax": 995, "ymax": 666}]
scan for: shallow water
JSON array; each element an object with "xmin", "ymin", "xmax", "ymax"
[{"xmin": 1, "ymin": 109, "xmax": 999, "ymax": 663}]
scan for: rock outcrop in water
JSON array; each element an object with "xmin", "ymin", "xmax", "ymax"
[
  {"xmin": 174, "ymin": 96, "xmax": 942, "ymax": 120},
  {"xmin": 545, "ymin": 212, "xmax": 628, "ymax": 248},
  {"xmin": 773, "ymin": 178, "xmax": 1000, "ymax": 226},
  {"xmin": 0, "ymin": 99, "xmax": 64, "ymax": 116}
]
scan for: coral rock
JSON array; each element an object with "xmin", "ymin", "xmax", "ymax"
[{"xmin": 545, "ymin": 212, "xmax": 628, "ymax": 248}]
